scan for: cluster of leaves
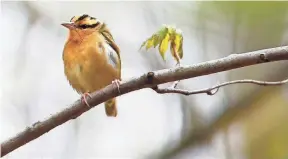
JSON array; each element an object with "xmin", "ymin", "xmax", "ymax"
[{"xmin": 140, "ymin": 25, "xmax": 184, "ymax": 64}]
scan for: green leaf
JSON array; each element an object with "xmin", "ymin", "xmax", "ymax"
[
  {"xmin": 178, "ymin": 40, "xmax": 183, "ymax": 59},
  {"xmin": 174, "ymin": 29, "xmax": 183, "ymax": 59},
  {"xmin": 159, "ymin": 33, "xmax": 170, "ymax": 60},
  {"xmin": 157, "ymin": 26, "xmax": 169, "ymax": 43},
  {"xmin": 170, "ymin": 41, "xmax": 176, "ymax": 60},
  {"xmin": 153, "ymin": 35, "xmax": 160, "ymax": 48},
  {"xmin": 139, "ymin": 41, "xmax": 147, "ymax": 50},
  {"xmin": 146, "ymin": 37, "xmax": 154, "ymax": 50},
  {"xmin": 140, "ymin": 24, "xmax": 184, "ymax": 63}
]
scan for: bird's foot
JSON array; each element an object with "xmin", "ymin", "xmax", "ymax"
[
  {"xmin": 112, "ymin": 79, "xmax": 121, "ymax": 94},
  {"xmin": 81, "ymin": 92, "xmax": 92, "ymax": 107}
]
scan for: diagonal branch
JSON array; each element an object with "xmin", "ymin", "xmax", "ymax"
[
  {"xmin": 1, "ymin": 46, "xmax": 288, "ymax": 157},
  {"xmin": 153, "ymin": 78, "xmax": 288, "ymax": 95}
]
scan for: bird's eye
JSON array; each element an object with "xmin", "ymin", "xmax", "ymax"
[{"xmin": 79, "ymin": 24, "xmax": 88, "ymax": 29}]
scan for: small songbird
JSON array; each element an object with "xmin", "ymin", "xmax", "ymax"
[{"xmin": 62, "ymin": 14, "xmax": 121, "ymax": 117}]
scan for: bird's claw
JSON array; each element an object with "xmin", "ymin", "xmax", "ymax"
[
  {"xmin": 81, "ymin": 92, "xmax": 92, "ymax": 107},
  {"xmin": 112, "ymin": 79, "xmax": 121, "ymax": 94}
]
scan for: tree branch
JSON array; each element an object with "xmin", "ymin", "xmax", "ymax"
[
  {"xmin": 153, "ymin": 78, "xmax": 288, "ymax": 95},
  {"xmin": 1, "ymin": 46, "xmax": 288, "ymax": 157}
]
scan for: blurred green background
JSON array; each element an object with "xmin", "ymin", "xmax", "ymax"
[{"xmin": 1, "ymin": 1, "xmax": 288, "ymax": 159}]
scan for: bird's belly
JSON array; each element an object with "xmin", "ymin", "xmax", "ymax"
[{"xmin": 68, "ymin": 60, "xmax": 120, "ymax": 93}]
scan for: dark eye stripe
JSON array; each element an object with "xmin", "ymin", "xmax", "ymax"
[
  {"xmin": 78, "ymin": 22, "xmax": 100, "ymax": 29},
  {"xmin": 93, "ymin": 22, "xmax": 100, "ymax": 27},
  {"xmin": 78, "ymin": 24, "xmax": 89, "ymax": 29}
]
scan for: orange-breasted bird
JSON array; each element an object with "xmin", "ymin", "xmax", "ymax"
[{"xmin": 62, "ymin": 14, "xmax": 121, "ymax": 117}]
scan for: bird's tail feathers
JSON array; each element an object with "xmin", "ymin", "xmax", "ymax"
[{"xmin": 104, "ymin": 98, "xmax": 117, "ymax": 117}]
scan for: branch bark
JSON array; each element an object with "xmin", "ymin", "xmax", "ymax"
[
  {"xmin": 154, "ymin": 78, "xmax": 288, "ymax": 95},
  {"xmin": 1, "ymin": 46, "xmax": 288, "ymax": 157}
]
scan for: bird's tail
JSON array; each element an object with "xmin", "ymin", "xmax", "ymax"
[{"xmin": 105, "ymin": 98, "xmax": 118, "ymax": 117}]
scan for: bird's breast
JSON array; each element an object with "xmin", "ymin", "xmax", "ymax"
[{"xmin": 63, "ymin": 40, "xmax": 120, "ymax": 93}]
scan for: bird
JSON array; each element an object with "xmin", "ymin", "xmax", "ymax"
[{"xmin": 62, "ymin": 14, "xmax": 121, "ymax": 117}]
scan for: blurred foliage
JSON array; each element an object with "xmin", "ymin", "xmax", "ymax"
[
  {"xmin": 199, "ymin": 1, "xmax": 288, "ymax": 22},
  {"xmin": 161, "ymin": 2, "xmax": 288, "ymax": 159},
  {"xmin": 140, "ymin": 25, "xmax": 183, "ymax": 64},
  {"xmin": 198, "ymin": 1, "xmax": 288, "ymax": 50},
  {"xmin": 243, "ymin": 88, "xmax": 288, "ymax": 159}
]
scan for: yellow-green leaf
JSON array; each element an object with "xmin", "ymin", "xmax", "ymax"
[
  {"xmin": 159, "ymin": 33, "xmax": 170, "ymax": 60},
  {"xmin": 139, "ymin": 41, "xmax": 147, "ymax": 50},
  {"xmin": 146, "ymin": 37, "xmax": 154, "ymax": 50},
  {"xmin": 153, "ymin": 35, "xmax": 160, "ymax": 48},
  {"xmin": 178, "ymin": 40, "xmax": 183, "ymax": 59},
  {"xmin": 170, "ymin": 41, "xmax": 181, "ymax": 64},
  {"xmin": 140, "ymin": 25, "xmax": 184, "ymax": 63},
  {"xmin": 170, "ymin": 42, "xmax": 176, "ymax": 60},
  {"xmin": 167, "ymin": 26, "xmax": 175, "ymax": 35},
  {"xmin": 168, "ymin": 28, "xmax": 183, "ymax": 63},
  {"xmin": 174, "ymin": 33, "xmax": 182, "ymax": 52},
  {"xmin": 157, "ymin": 26, "xmax": 169, "ymax": 43}
]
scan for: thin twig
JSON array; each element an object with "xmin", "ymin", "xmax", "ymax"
[
  {"xmin": 154, "ymin": 78, "xmax": 288, "ymax": 95},
  {"xmin": 1, "ymin": 46, "xmax": 288, "ymax": 157}
]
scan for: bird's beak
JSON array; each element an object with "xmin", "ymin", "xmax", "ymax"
[{"xmin": 61, "ymin": 22, "xmax": 75, "ymax": 29}]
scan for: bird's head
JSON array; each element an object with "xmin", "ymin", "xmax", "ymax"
[{"xmin": 62, "ymin": 14, "xmax": 102, "ymax": 40}]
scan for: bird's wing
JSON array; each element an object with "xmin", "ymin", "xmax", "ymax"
[
  {"xmin": 103, "ymin": 43, "xmax": 120, "ymax": 69},
  {"xmin": 99, "ymin": 23, "xmax": 121, "ymax": 71},
  {"xmin": 99, "ymin": 23, "xmax": 120, "ymax": 58}
]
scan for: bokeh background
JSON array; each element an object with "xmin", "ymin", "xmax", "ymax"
[{"xmin": 1, "ymin": 1, "xmax": 288, "ymax": 159}]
